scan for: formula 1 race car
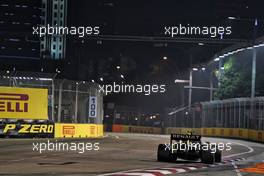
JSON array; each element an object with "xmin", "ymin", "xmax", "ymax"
[{"xmin": 157, "ymin": 133, "xmax": 222, "ymax": 164}]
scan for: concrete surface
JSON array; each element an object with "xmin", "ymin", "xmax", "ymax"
[{"xmin": 0, "ymin": 132, "xmax": 263, "ymax": 176}]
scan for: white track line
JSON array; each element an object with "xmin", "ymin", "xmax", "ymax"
[
  {"xmin": 162, "ymin": 168, "xmax": 186, "ymax": 173},
  {"xmin": 232, "ymin": 162, "xmax": 243, "ymax": 176},
  {"xmin": 186, "ymin": 167, "xmax": 197, "ymax": 170},
  {"xmin": 145, "ymin": 170, "xmax": 172, "ymax": 174},
  {"xmin": 223, "ymin": 141, "xmax": 254, "ymax": 158},
  {"xmin": 99, "ymin": 158, "xmax": 247, "ymax": 176},
  {"xmin": 125, "ymin": 173, "xmax": 155, "ymax": 176}
]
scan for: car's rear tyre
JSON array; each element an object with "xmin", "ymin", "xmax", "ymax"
[
  {"xmin": 215, "ymin": 149, "xmax": 222, "ymax": 163},
  {"xmin": 157, "ymin": 144, "xmax": 175, "ymax": 162},
  {"xmin": 201, "ymin": 149, "xmax": 215, "ymax": 164}
]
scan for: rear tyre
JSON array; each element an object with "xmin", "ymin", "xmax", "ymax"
[
  {"xmin": 215, "ymin": 149, "xmax": 222, "ymax": 163},
  {"xmin": 157, "ymin": 144, "xmax": 175, "ymax": 162},
  {"xmin": 201, "ymin": 149, "xmax": 215, "ymax": 164}
]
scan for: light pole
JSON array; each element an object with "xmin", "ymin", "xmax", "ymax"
[
  {"xmin": 188, "ymin": 69, "xmax": 193, "ymax": 110},
  {"xmin": 175, "ymin": 79, "xmax": 190, "ymax": 108},
  {"xmin": 251, "ymin": 48, "xmax": 257, "ymax": 98},
  {"xmin": 251, "ymin": 18, "xmax": 258, "ymax": 98},
  {"xmin": 75, "ymin": 81, "xmax": 85, "ymax": 123},
  {"xmin": 176, "ymin": 67, "xmax": 216, "ymax": 110}
]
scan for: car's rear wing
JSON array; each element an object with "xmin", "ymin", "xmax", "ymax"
[{"xmin": 170, "ymin": 133, "xmax": 201, "ymax": 141}]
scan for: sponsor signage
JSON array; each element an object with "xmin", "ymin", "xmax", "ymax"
[
  {"xmin": 89, "ymin": 96, "xmax": 97, "ymax": 118},
  {"xmin": 1, "ymin": 122, "xmax": 54, "ymax": 138},
  {"xmin": 0, "ymin": 86, "xmax": 48, "ymax": 119},
  {"xmin": 62, "ymin": 125, "xmax": 75, "ymax": 136},
  {"xmin": 54, "ymin": 123, "xmax": 103, "ymax": 138}
]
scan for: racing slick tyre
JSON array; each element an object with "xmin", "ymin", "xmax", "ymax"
[
  {"xmin": 201, "ymin": 149, "xmax": 215, "ymax": 164},
  {"xmin": 157, "ymin": 144, "xmax": 175, "ymax": 162},
  {"xmin": 215, "ymin": 149, "xmax": 222, "ymax": 163}
]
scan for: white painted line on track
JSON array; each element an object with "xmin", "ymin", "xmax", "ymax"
[
  {"xmin": 162, "ymin": 168, "xmax": 186, "ymax": 173},
  {"xmin": 124, "ymin": 173, "xmax": 156, "ymax": 176},
  {"xmin": 232, "ymin": 162, "xmax": 243, "ymax": 176},
  {"xmin": 101, "ymin": 173, "xmax": 155, "ymax": 176},
  {"xmin": 99, "ymin": 158, "xmax": 246, "ymax": 176},
  {"xmin": 223, "ymin": 141, "xmax": 254, "ymax": 159},
  {"xmin": 9, "ymin": 158, "xmax": 26, "ymax": 162},
  {"xmin": 186, "ymin": 167, "xmax": 197, "ymax": 170},
  {"xmin": 145, "ymin": 170, "xmax": 172, "ymax": 174}
]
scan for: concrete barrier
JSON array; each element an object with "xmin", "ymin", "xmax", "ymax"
[{"xmin": 165, "ymin": 127, "xmax": 263, "ymax": 143}]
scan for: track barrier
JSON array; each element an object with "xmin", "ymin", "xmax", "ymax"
[{"xmin": 110, "ymin": 125, "xmax": 264, "ymax": 143}]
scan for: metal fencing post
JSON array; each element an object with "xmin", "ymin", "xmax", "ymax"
[
  {"xmin": 51, "ymin": 73, "xmax": 57, "ymax": 122},
  {"xmin": 238, "ymin": 100, "xmax": 241, "ymax": 128},
  {"xmin": 75, "ymin": 82, "xmax": 79, "ymax": 123},
  {"xmin": 233, "ymin": 101, "xmax": 236, "ymax": 128},
  {"xmin": 58, "ymin": 79, "xmax": 65, "ymax": 123},
  {"xmin": 51, "ymin": 79, "xmax": 55, "ymax": 122}
]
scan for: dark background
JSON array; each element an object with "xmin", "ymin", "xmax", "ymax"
[{"xmin": 1, "ymin": 0, "xmax": 264, "ymax": 113}]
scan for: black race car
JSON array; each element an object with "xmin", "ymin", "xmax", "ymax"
[{"xmin": 157, "ymin": 133, "xmax": 222, "ymax": 164}]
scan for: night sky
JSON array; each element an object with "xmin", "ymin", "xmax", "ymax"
[{"xmin": 1, "ymin": 0, "xmax": 264, "ymax": 113}]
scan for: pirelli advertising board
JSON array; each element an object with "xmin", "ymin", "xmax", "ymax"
[
  {"xmin": 0, "ymin": 86, "xmax": 48, "ymax": 120},
  {"xmin": 54, "ymin": 123, "xmax": 104, "ymax": 138},
  {"xmin": 0, "ymin": 122, "xmax": 104, "ymax": 138},
  {"xmin": 1, "ymin": 122, "xmax": 55, "ymax": 138}
]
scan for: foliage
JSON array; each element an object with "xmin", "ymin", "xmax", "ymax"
[{"xmin": 214, "ymin": 57, "xmax": 251, "ymax": 99}]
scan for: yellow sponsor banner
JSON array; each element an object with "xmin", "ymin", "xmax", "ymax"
[
  {"xmin": 54, "ymin": 123, "xmax": 103, "ymax": 138},
  {"xmin": 0, "ymin": 86, "xmax": 48, "ymax": 119}
]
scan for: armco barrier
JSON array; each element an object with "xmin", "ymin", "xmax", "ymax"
[
  {"xmin": 110, "ymin": 125, "xmax": 263, "ymax": 143},
  {"xmin": 55, "ymin": 123, "xmax": 103, "ymax": 138},
  {"xmin": 165, "ymin": 127, "xmax": 264, "ymax": 143},
  {"xmin": 112, "ymin": 125, "xmax": 161, "ymax": 134}
]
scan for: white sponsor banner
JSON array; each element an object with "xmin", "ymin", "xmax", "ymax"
[{"xmin": 89, "ymin": 96, "xmax": 97, "ymax": 118}]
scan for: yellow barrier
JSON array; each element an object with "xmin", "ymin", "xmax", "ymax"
[
  {"xmin": 127, "ymin": 126, "xmax": 161, "ymax": 134},
  {"xmin": 122, "ymin": 125, "xmax": 130, "ymax": 133},
  {"xmin": 111, "ymin": 125, "xmax": 161, "ymax": 134},
  {"xmin": 0, "ymin": 86, "xmax": 48, "ymax": 119},
  {"xmin": 55, "ymin": 123, "xmax": 103, "ymax": 138}
]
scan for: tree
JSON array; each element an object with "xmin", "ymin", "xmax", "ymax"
[{"xmin": 214, "ymin": 57, "xmax": 251, "ymax": 99}]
